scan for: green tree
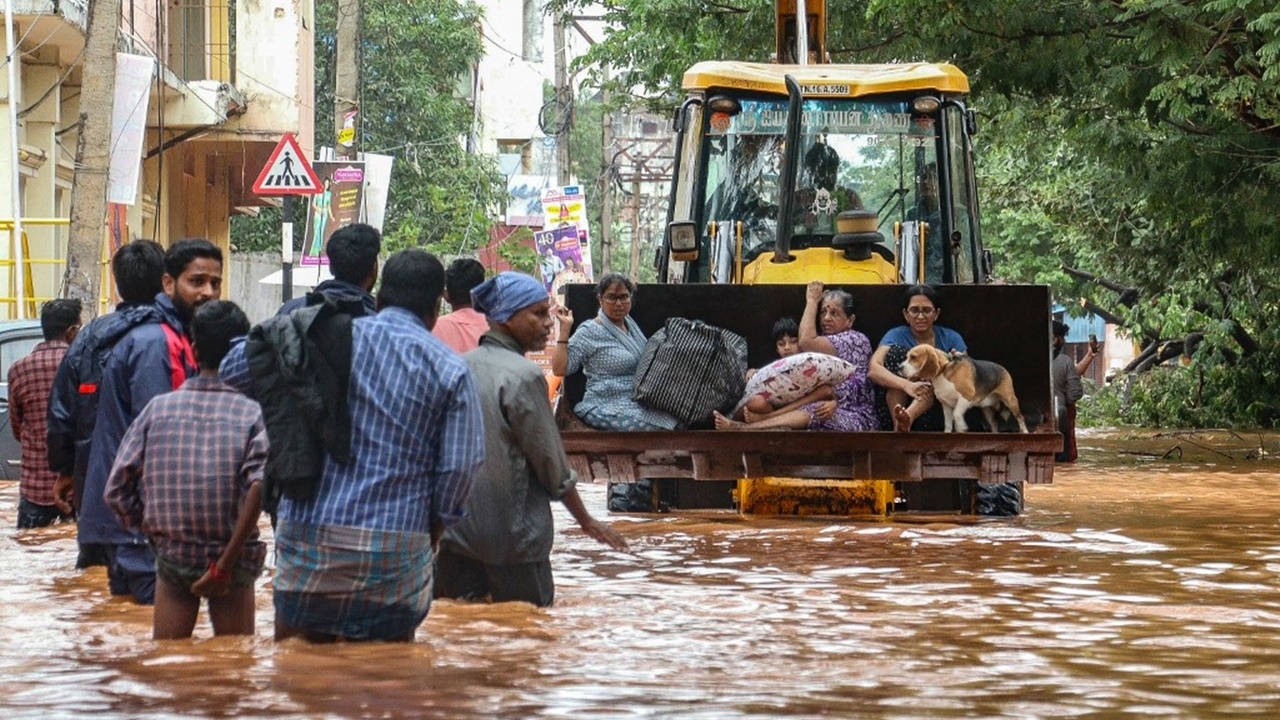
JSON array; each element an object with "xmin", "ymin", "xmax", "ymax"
[
  {"xmin": 234, "ymin": 0, "xmax": 503, "ymax": 256},
  {"xmin": 550, "ymin": 0, "xmax": 1280, "ymax": 426}
]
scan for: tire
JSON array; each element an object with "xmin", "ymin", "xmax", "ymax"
[
  {"xmin": 608, "ymin": 479, "xmax": 655, "ymax": 512},
  {"xmin": 976, "ymin": 481, "xmax": 1024, "ymax": 517}
]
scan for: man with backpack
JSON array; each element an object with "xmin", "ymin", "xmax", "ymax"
[
  {"xmin": 48, "ymin": 240, "xmax": 166, "ymax": 566},
  {"xmin": 233, "ymin": 249, "xmax": 485, "ymax": 641},
  {"xmin": 217, "ymin": 224, "xmax": 381, "ymax": 520},
  {"xmin": 74, "ymin": 239, "xmax": 223, "ymax": 604}
]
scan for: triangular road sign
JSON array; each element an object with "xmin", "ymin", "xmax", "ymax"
[{"xmin": 252, "ymin": 133, "xmax": 323, "ymax": 195}]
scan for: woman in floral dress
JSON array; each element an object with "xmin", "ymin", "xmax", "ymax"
[{"xmin": 714, "ymin": 280, "xmax": 875, "ymax": 432}]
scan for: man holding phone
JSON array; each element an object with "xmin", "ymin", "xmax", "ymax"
[{"xmin": 1052, "ymin": 321, "xmax": 1099, "ymax": 462}]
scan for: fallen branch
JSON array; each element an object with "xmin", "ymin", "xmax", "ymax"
[
  {"xmin": 1118, "ymin": 444, "xmax": 1182, "ymax": 460},
  {"xmin": 1167, "ymin": 436, "xmax": 1235, "ymax": 460},
  {"xmin": 1061, "ymin": 266, "xmax": 1141, "ymax": 306}
]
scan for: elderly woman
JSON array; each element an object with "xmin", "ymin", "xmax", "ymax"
[
  {"xmin": 868, "ymin": 283, "xmax": 968, "ymax": 432},
  {"xmin": 713, "ymin": 280, "xmax": 876, "ymax": 431}
]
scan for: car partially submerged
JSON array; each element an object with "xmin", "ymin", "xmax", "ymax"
[{"xmin": 0, "ymin": 320, "xmax": 48, "ymax": 482}]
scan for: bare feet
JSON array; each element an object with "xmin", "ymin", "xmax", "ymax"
[
  {"xmin": 713, "ymin": 411, "xmax": 745, "ymax": 431},
  {"xmin": 742, "ymin": 407, "xmax": 762, "ymax": 423},
  {"xmin": 892, "ymin": 404, "xmax": 913, "ymax": 432}
]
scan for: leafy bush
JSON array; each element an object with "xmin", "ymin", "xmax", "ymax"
[{"xmin": 1079, "ymin": 358, "xmax": 1280, "ymax": 430}]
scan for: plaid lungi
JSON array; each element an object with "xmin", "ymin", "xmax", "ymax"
[{"xmin": 273, "ymin": 520, "xmax": 435, "ymax": 640}]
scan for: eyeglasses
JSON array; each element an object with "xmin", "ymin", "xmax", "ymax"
[
  {"xmin": 602, "ymin": 294, "xmax": 632, "ymax": 304},
  {"xmin": 906, "ymin": 307, "xmax": 936, "ymax": 316}
]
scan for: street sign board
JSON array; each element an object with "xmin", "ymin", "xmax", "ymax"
[{"xmin": 252, "ymin": 133, "xmax": 323, "ymax": 195}]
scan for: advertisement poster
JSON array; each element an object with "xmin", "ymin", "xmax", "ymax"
[
  {"xmin": 534, "ymin": 225, "xmax": 590, "ymax": 295},
  {"xmin": 539, "ymin": 184, "xmax": 595, "ymax": 283},
  {"xmin": 301, "ymin": 161, "xmax": 365, "ymax": 266},
  {"xmin": 506, "ymin": 175, "xmax": 554, "ymax": 226}
]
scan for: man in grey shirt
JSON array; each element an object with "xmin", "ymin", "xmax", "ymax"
[{"xmin": 435, "ymin": 272, "xmax": 627, "ymax": 607}]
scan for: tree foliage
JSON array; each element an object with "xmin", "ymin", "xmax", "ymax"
[
  {"xmin": 234, "ymin": 0, "xmax": 502, "ymax": 257},
  {"xmin": 549, "ymin": 0, "xmax": 1280, "ymax": 426}
]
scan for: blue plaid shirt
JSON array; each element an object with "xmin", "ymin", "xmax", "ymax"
[{"xmin": 252, "ymin": 307, "xmax": 484, "ymax": 534}]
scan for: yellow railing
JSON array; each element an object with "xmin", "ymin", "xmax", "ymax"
[{"xmin": 0, "ymin": 219, "xmax": 113, "ymax": 320}]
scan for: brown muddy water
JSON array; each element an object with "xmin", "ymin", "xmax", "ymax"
[{"xmin": 2, "ymin": 429, "xmax": 1279, "ymax": 719}]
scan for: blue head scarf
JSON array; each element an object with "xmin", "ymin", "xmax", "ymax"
[{"xmin": 471, "ymin": 271, "xmax": 547, "ymax": 323}]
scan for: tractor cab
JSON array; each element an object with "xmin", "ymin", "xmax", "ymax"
[{"xmin": 663, "ymin": 63, "xmax": 988, "ymax": 288}]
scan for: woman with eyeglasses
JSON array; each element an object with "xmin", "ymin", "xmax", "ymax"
[
  {"xmin": 551, "ymin": 273, "xmax": 678, "ymax": 511},
  {"xmin": 868, "ymin": 284, "xmax": 968, "ymax": 432}
]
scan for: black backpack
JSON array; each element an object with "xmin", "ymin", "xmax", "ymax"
[
  {"xmin": 46, "ymin": 304, "xmax": 165, "ymax": 506},
  {"xmin": 66, "ymin": 306, "xmax": 165, "ymax": 442},
  {"xmin": 246, "ymin": 292, "xmax": 368, "ymax": 511}
]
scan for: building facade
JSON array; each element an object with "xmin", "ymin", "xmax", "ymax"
[{"xmin": 1, "ymin": 0, "xmax": 314, "ymax": 317}]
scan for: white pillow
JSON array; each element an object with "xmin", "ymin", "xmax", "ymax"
[{"xmin": 736, "ymin": 352, "xmax": 857, "ymax": 412}]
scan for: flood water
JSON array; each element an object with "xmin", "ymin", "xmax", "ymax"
[{"xmin": 2, "ymin": 429, "xmax": 1279, "ymax": 719}]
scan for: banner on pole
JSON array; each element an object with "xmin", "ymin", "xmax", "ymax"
[
  {"xmin": 301, "ymin": 161, "xmax": 365, "ymax": 266},
  {"xmin": 107, "ymin": 54, "xmax": 156, "ymax": 205},
  {"xmin": 538, "ymin": 185, "xmax": 594, "ymax": 295}
]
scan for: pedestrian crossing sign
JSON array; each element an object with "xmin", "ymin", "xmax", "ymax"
[{"xmin": 252, "ymin": 133, "xmax": 323, "ymax": 195}]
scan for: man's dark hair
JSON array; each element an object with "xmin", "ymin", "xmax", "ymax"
[
  {"xmin": 445, "ymin": 258, "xmax": 485, "ymax": 307},
  {"xmin": 191, "ymin": 300, "xmax": 250, "ymax": 370},
  {"xmin": 377, "ymin": 249, "xmax": 444, "ymax": 318},
  {"xmin": 326, "ymin": 223, "xmax": 382, "ymax": 284},
  {"xmin": 41, "ymin": 298, "xmax": 82, "ymax": 340},
  {"xmin": 112, "ymin": 240, "xmax": 166, "ymax": 303},
  {"xmin": 1053, "ymin": 320, "xmax": 1070, "ymax": 338},
  {"xmin": 771, "ymin": 316, "xmax": 799, "ymax": 344},
  {"xmin": 164, "ymin": 238, "xmax": 223, "ymax": 279}
]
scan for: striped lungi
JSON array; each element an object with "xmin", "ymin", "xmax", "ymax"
[{"xmin": 273, "ymin": 520, "xmax": 435, "ymax": 640}]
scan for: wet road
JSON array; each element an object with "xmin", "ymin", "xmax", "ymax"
[{"xmin": 2, "ymin": 429, "xmax": 1278, "ymax": 718}]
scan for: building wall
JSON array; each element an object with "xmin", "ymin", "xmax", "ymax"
[
  {"xmin": 228, "ymin": 250, "xmax": 289, "ymax": 323},
  {"xmin": 0, "ymin": 0, "xmax": 315, "ymax": 318},
  {"xmin": 232, "ymin": 0, "xmax": 314, "ymax": 150},
  {"xmin": 0, "ymin": 24, "xmax": 71, "ymax": 316},
  {"xmin": 121, "ymin": 0, "xmax": 161, "ymax": 52},
  {"xmin": 475, "ymin": 0, "xmax": 545, "ymax": 156}
]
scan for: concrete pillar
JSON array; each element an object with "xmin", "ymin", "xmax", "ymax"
[
  {"xmin": 23, "ymin": 55, "xmax": 62, "ymax": 301},
  {"xmin": 0, "ymin": 24, "xmax": 23, "ymax": 314}
]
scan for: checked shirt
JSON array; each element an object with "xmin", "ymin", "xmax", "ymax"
[
  {"xmin": 105, "ymin": 375, "xmax": 269, "ymax": 571},
  {"xmin": 8, "ymin": 339, "xmax": 69, "ymax": 505}
]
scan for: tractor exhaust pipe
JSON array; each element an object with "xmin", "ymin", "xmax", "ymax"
[{"xmin": 773, "ymin": 75, "xmax": 804, "ymax": 264}]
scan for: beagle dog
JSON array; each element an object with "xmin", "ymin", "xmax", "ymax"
[{"xmin": 899, "ymin": 344, "xmax": 1028, "ymax": 433}]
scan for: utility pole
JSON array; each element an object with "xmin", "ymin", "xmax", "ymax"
[
  {"xmin": 599, "ymin": 70, "xmax": 611, "ymax": 274},
  {"xmin": 334, "ymin": 0, "xmax": 360, "ymax": 161},
  {"xmin": 552, "ymin": 13, "xmax": 571, "ymax": 186},
  {"xmin": 63, "ymin": 0, "xmax": 121, "ymax": 315}
]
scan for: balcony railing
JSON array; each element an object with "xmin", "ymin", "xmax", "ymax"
[{"xmin": 168, "ymin": 0, "xmax": 235, "ymax": 85}]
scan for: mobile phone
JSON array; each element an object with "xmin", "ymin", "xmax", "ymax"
[{"xmin": 1089, "ymin": 333, "xmax": 1101, "ymax": 353}]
